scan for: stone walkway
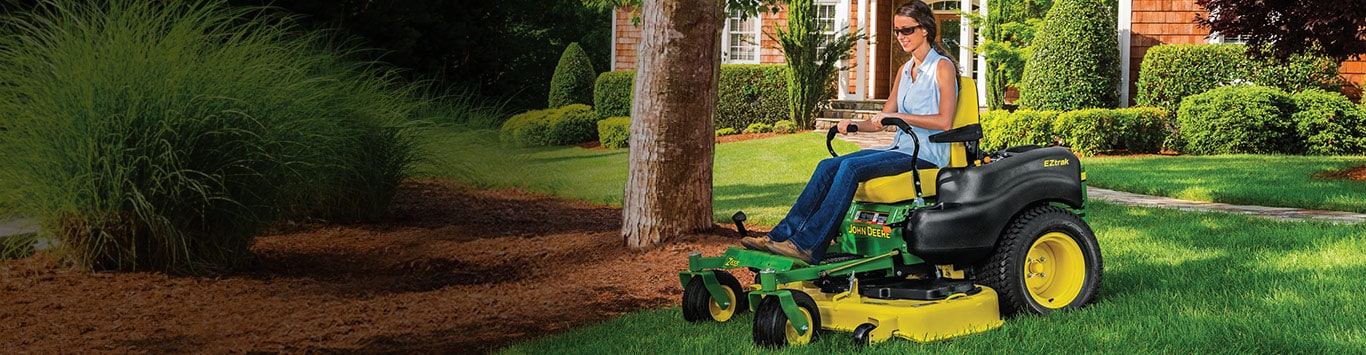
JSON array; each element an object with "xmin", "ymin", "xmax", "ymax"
[{"xmin": 833, "ymin": 130, "xmax": 1366, "ymax": 224}]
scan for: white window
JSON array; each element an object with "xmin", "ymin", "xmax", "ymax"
[
  {"xmin": 723, "ymin": 10, "xmax": 761, "ymax": 63},
  {"xmin": 816, "ymin": 0, "xmax": 838, "ymax": 54}
]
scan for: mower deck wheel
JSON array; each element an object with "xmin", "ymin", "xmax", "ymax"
[
  {"xmin": 682, "ymin": 271, "xmax": 746, "ymax": 323},
  {"xmin": 753, "ymin": 290, "xmax": 820, "ymax": 348}
]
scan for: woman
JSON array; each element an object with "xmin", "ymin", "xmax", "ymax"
[{"xmin": 740, "ymin": 0, "xmax": 959, "ymax": 263}]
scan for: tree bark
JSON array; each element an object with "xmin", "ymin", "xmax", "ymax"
[{"xmin": 622, "ymin": 0, "xmax": 720, "ymax": 250}]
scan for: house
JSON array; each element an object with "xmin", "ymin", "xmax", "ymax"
[{"xmin": 610, "ymin": 0, "xmax": 1365, "ymax": 109}]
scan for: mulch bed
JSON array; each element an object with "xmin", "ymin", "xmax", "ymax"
[
  {"xmin": 1313, "ymin": 164, "xmax": 1366, "ymax": 181},
  {"xmin": 0, "ymin": 180, "xmax": 751, "ymax": 354}
]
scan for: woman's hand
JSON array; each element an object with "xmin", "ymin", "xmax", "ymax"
[
  {"xmin": 836, "ymin": 119, "xmax": 855, "ymax": 134},
  {"xmin": 838, "ymin": 118, "xmax": 885, "ymax": 135}
]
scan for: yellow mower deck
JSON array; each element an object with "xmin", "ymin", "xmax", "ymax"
[{"xmin": 777, "ymin": 281, "xmax": 1004, "ymax": 344}]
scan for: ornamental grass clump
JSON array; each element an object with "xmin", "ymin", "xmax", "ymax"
[{"xmin": 0, "ymin": 0, "xmax": 424, "ymax": 273}]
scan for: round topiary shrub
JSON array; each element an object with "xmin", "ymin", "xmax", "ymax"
[
  {"xmin": 1175, "ymin": 85, "xmax": 1298, "ymax": 155},
  {"xmin": 1291, "ymin": 89, "xmax": 1366, "ymax": 155},
  {"xmin": 1017, "ymin": 0, "xmax": 1119, "ymax": 111},
  {"xmin": 544, "ymin": 104, "xmax": 599, "ymax": 145},
  {"xmin": 549, "ymin": 42, "xmax": 597, "ymax": 108},
  {"xmin": 772, "ymin": 119, "xmax": 797, "ymax": 134},
  {"xmin": 1135, "ymin": 44, "xmax": 1248, "ymax": 113},
  {"xmin": 594, "ymin": 71, "xmax": 634, "ymax": 119}
]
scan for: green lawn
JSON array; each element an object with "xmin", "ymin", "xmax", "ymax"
[
  {"xmin": 1083, "ymin": 154, "xmax": 1366, "ymax": 213},
  {"xmin": 499, "ymin": 201, "xmax": 1366, "ymax": 353},
  {"xmin": 417, "ymin": 126, "xmax": 858, "ymax": 226}
]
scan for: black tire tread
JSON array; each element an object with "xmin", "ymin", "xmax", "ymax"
[{"xmin": 975, "ymin": 205, "xmax": 1102, "ymax": 317}]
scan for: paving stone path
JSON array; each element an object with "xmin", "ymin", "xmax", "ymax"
[{"xmin": 834, "ymin": 130, "xmax": 1366, "ymax": 224}]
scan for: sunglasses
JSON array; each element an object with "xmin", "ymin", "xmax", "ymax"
[{"xmin": 892, "ymin": 25, "xmax": 920, "ymax": 36}]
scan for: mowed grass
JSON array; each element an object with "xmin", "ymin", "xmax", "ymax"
[
  {"xmin": 499, "ymin": 201, "xmax": 1366, "ymax": 353},
  {"xmin": 1083, "ymin": 155, "xmax": 1366, "ymax": 213},
  {"xmin": 417, "ymin": 126, "xmax": 858, "ymax": 226}
]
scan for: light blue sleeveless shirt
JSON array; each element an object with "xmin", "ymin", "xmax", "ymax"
[{"xmin": 872, "ymin": 48, "xmax": 955, "ymax": 167}]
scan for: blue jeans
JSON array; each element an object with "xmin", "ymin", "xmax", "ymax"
[{"xmin": 767, "ymin": 149, "xmax": 936, "ymax": 260}]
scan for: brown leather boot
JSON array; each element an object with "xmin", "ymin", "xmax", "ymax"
[
  {"xmin": 739, "ymin": 236, "xmax": 770, "ymax": 251},
  {"xmin": 766, "ymin": 239, "xmax": 815, "ymax": 264}
]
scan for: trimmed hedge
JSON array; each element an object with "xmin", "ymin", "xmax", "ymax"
[
  {"xmin": 593, "ymin": 70, "xmax": 634, "ymax": 120},
  {"xmin": 597, "ymin": 116, "xmax": 630, "ymax": 149},
  {"xmin": 1136, "ymin": 44, "xmax": 1342, "ymax": 113},
  {"xmin": 743, "ymin": 122, "xmax": 773, "ymax": 134},
  {"xmin": 773, "ymin": 119, "xmax": 797, "ymax": 134},
  {"xmin": 1017, "ymin": 0, "xmax": 1119, "ymax": 111},
  {"xmin": 592, "ymin": 65, "xmax": 790, "ymax": 130},
  {"xmin": 1175, "ymin": 85, "xmax": 1297, "ymax": 155},
  {"xmin": 1053, "ymin": 107, "xmax": 1168, "ymax": 155},
  {"xmin": 981, "ymin": 109, "xmax": 1060, "ymax": 152},
  {"xmin": 548, "ymin": 43, "xmax": 596, "ymax": 108},
  {"xmin": 499, "ymin": 104, "xmax": 599, "ymax": 146},
  {"xmin": 1291, "ymin": 89, "xmax": 1366, "ymax": 155}
]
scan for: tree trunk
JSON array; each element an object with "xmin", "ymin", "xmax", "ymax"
[{"xmin": 622, "ymin": 0, "xmax": 720, "ymax": 250}]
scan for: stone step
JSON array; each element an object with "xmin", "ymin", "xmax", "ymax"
[
  {"xmin": 817, "ymin": 108, "xmax": 880, "ymax": 120},
  {"xmin": 828, "ymin": 99, "xmax": 886, "ymax": 111},
  {"xmin": 814, "ymin": 117, "xmax": 899, "ymax": 132}
]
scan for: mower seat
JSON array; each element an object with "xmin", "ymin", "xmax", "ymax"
[{"xmin": 853, "ymin": 76, "xmax": 982, "ymax": 203}]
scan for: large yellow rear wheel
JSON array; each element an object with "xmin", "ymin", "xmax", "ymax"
[{"xmin": 977, "ymin": 205, "xmax": 1102, "ymax": 316}]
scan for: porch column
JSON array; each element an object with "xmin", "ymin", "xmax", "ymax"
[
  {"xmin": 857, "ymin": 0, "xmax": 869, "ymax": 99},
  {"xmin": 958, "ymin": 0, "xmax": 972, "ymax": 77},
  {"xmin": 976, "ymin": 0, "xmax": 987, "ymax": 106},
  {"xmin": 1118, "ymin": 0, "xmax": 1132, "ymax": 107},
  {"xmin": 837, "ymin": 0, "xmax": 854, "ymax": 99}
]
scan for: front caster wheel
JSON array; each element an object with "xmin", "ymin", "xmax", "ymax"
[
  {"xmin": 682, "ymin": 270, "xmax": 746, "ymax": 322},
  {"xmin": 753, "ymin": 291, "xmax": 820, "ymax": 348}
]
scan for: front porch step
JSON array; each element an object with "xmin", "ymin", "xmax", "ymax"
[
  {"xmin": 815, "ymin": 98, "xmax": 892, "ymax": 132},
  {"xmin": 828, "ymin": 99, "xmax": 886, "ymax": 111}
]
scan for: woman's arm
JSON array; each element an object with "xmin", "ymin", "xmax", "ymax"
[{"xmin": 873, "ymin": 59, "xmax": 957, "ymax": 131}]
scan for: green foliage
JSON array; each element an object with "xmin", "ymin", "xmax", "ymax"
[
  {"xmin": 742, "ymin": 122, "xmax": 773, "ymax": 134},
  {"xmin": 1052, "ymin": 107, "xmax": 1168, "ymax": 156},
  {"xmin": 974, "ymin": 0, "xmax": 1053, "ymax": 109},
  {"xmin": 1175, "ymin": 85, "xmax": 1298, "ymax": 155},
  {"xmin": 419, "ymin": 88, "xmax": 512, "ymax": 129},
  {"xmin": 593, "ymin": 70, "xmax": 636, "ymax": 120},
  {"xmin": 597, "ymin": 116, "xmax": 631, "ymax": 149},
  {"xmin": 772, "ymin": 119, "xmax": 797, "ymax": 134},
  {"xmin": 548, "ymin": 43, "xmax": 597, "ymax": 108},
  {"xmin": 1135, "ymin": 44, "xmax": 1342, "ymax": 113},
  {"xmin": 715, "ymin": 128, "xmax": 738, "ymax": 137},
  {"xmin": 1291, "ymin": 89, "xmax": 1366, "ymax": 155},
  {"xmin": 716, "ymin": 65, "xmax": 790, "ymax": 131},
  {"xmin": 0, "ymin": 0, "xmax": 423, "ymax": 273},
  {"xmin": 980, "ymin": 110, "xmax": 1060, "ymax": 151},
  {"xmin": 499, "ymin": 104, "xmax": 599, "ymax": 147},
  {"xmin": 772, "ymin": 0, "xmax": 864, "ymax": 129},
  {"xmin": 1018, "ymin": 0, "xmax": 1119, "ymax": 110},
  {"xmin": 594, "ymin": 66, "xmax": 788, "ymax": 130}
]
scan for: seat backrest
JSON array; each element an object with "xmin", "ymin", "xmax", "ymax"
[{"xmin": 946, "ymin": 76, "xmax": 980, "ymax": 168}]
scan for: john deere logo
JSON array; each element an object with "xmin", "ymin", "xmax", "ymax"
[
  {"xmin": 1044, "ymin": 159, "xmax": 1070, "ymax": 167},
  {"xmin": 849, "ymin": 225, "xmax": 892, "ymax": 238}
]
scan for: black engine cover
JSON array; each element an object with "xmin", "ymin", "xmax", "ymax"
[{"xmin": 906, "ymin": 146, "xmax": 1085, "ymax": 264}]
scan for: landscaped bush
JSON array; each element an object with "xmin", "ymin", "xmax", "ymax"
[
  {"xmin": 0, "ymin": 0, "xmax": 423, "ymax": 273},
  {"xmin": 593, "ymin": 70, "xmax": 634, "ymax": 120},
  {"xmin": 1017, "ymin": 0, "xmax": 1119, "ymax": 111},
  {"xmin": 1175, "ymin": 85, "xmax": 1298, "ymax": 155},
  {"xmin": 981, "ymin": 110, "xmax": 1060, "ymax": 151},
  {"xmin": 1052, "ymin": 107, "xmax": 1168, "ymax": 155},
  {"xmin": 499, "ymin": 104, "xmax": 599, "ymax": 146},
  {"xmin": 1291, "ymin": 89, "xmax": 1366, "ymax": 155},
  {"xmin": 548, "ymin": 42, "xmax": 597, "ymax": 108},
  {"xmin": 772, "ymin": 119, "xmax": 797, "ymax": 134},
  {"xmin": 592, "ymin": 65, "xmax": 790, "ymax": 130},
  {"xmin": 1136, "ymin": 44, "xmax": 1342, "ymax": 113},
  {"xmin": 743, "ymin": 122, "xmax": 773, "ymax": 134},
  {"xmin": 598, "ymin": 116, "xmax": 630, "ymax": 149},
  {"xmin": 715, "ymin": 128, "xmax": 738, "ymax": 136},
  {"xmin": 717, "ymin": 65, "xmax": 790, "ymax": 131}
]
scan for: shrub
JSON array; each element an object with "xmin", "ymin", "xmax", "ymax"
[
  {"xmin": 981, "ymin": 110, "xmax": 1060, "ymax": 151},
  {"xmin": 743, "ymin": 122, "xmax": 774, "ymax": 134},
  {"xmin": 593, "ymin": 70, "xmax": 635, "ymax": 120},
  {"xmin": 1291, "ymin": 89, "xmax": 1366, "ymax": 155},
  {"xmin": 772, "ymin": 119, "xmax": 797, "ymax": 134},
  {"xmin": 717, "ymin": 65, "xmax": 790, "ymax": 131},
  {"xmin": 548, "ymin": 43, "xmax": 597, "ymax": 108},
  {"xmin": 1052, "ymin": 107, "xmax": 1168, "ymax": 156},
  {"xmin": 1175, "ymin": 85, "xmax": 1298, "ymax": 155},
  {"xmin": 978, "ymin": 110, "xmax": 1013, "ymax": 151},
  {"xmin": 595, "ymin": 65, "xmax": 790, "ymax": 130},
  {"xmin": 1136, "ymin": 44, "xmax": 1343, "ymax": 113},
  {"xmin": 0, "ymin": 0, "xmax": 423, "ymax": 273},
  {"xmin": 598, "ymin": 116, "xmax": 631, "ymax": 149},
  {"xmin": 1017, "ymin": 0, "xmax": 1119, "ymax": 111},
  {"xmin": 1134, "ymin": 44, "xmax": 1247, "ymax": 113},
  {"xmin": 500, "ymin": 104, "xmax": 599, "ymax": 146},
  {"xmin": 715, "ymin": 128, "xmax": 738, "ymax": 136},
  {"xmin": 500, "ymin": 109, "xmax": 554, "ymax": 146}
]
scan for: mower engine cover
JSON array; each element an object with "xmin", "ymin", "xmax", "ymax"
[{"xmin": 906, "ymin": 146, "xmax": 1085, "ymax": 264}]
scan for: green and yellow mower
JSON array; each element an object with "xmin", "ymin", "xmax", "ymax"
[{"xmin": 679, "ymin": 77, "xmax": 1103, "ymax": 347}]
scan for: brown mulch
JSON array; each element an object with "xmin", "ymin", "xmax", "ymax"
[
  {"xmin": 1313, "ymin": 164, "xmax": 1366, "ymax": 181},
  {"xmin": 0, "ymin": 180, "xmax": 752, "ymax": 354}
]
